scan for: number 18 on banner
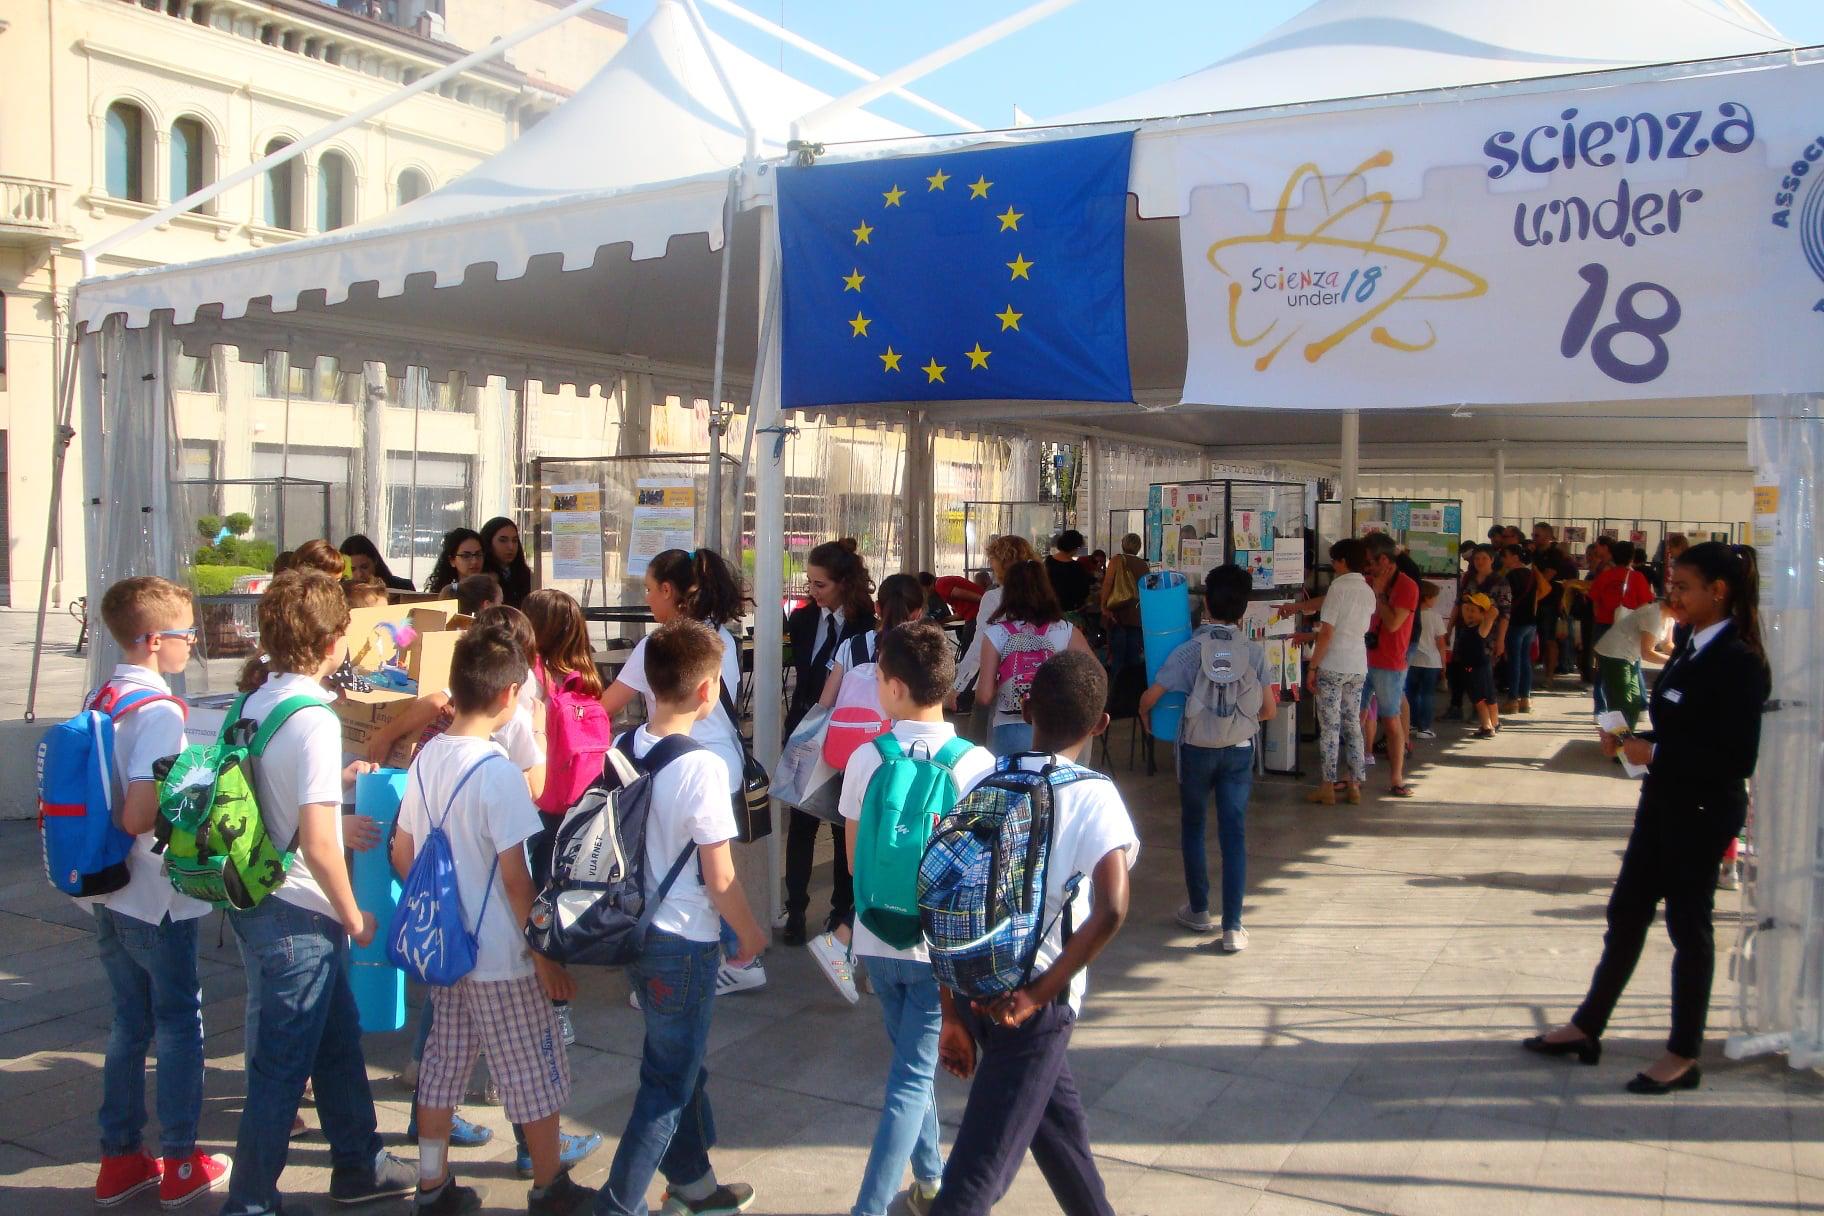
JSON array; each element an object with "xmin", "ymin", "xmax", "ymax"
[{"xmin": 1560, "ymin": 263, "xmax": 1682, "ymax": 386}]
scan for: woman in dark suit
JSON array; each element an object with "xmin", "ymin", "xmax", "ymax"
[
  {"xmin": 1524, "ymin": 542, "xmax": 1770, "ymax": 1093},
  {"xmin": 782, "ymin": 540, "xmax": 876, "ymax": 946}
]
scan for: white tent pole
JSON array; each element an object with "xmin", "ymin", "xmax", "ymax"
[
  {"xmin": 1340, "ymin": 410, "xmax": 1360, "ymax": 527},
  {"xmin": 694, "ymin": 0, "xmax": 981, "ymax": 132},
  {"xmin": 751, "ymin": 203, "xmax": 787, "ymax": 924},
  {"xmin": 79, "ymin": 0, "xmax": 609, "ymax": 276},
  {"xmin": 680, "ymin": 0, "xmax": 758, "ymax": 162},
  {"xmin": 1493, "ymin": 444, "xmax": 1508, "ymax": 528},
  {"xmin": 705, "ymin": 169, "xmax": 738, "ymax": 553},
  {"xmin": 794, "ymin": 0, "xmax": 1081, "ymax": 137}
]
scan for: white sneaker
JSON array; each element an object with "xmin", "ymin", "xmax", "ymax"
[
  {"xmin": 1175, "ymin": 903, "xmax": 1216, "ymax": 933},
  {"xmin": 1413, "ymin": 729, "xmax": 1437, "ymax": 739},
  {"xmin": 808, "ymin": 932, "xmax": 861, "ymax": 1005},
  {"xmin": 716, "ymin": 959, "xmax": 767, "ymax": 997},
  {"xmin": 627, "ymin": 986, "xmax": 641, "ymax": 1011},
  {"xmin": 555, "ymin": 1003, "xmax": 576, "ymax": 1047},
  {"xmin": 1222, "ymin": 927, "xmax": 1250, "ymax": 953}
]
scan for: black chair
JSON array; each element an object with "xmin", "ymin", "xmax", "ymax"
[{"xmin": 1099, "ymin": 661, "xmax": 1155, "ymax": 775}]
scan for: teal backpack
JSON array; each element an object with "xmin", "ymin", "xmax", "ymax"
[{"xmin": 853, "ymin": 734, "xmax": 974, "ymax": 950}]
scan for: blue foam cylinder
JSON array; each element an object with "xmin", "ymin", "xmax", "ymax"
[
  {"xmin": 1140, "ymin": 571, "xmax": 1193, "ymax": 741},
  {"xmin": 351, "ymin": 768, "xmax": 407, "ymax": 1034}
]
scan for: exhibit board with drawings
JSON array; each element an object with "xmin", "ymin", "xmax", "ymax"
[{"xmin": 1146, "ymin": 478, "xmax": 1313, "ymax": 591}]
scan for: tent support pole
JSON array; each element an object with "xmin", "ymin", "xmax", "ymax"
[
  {"xmin": 1492, "ymin": 444, "xmax": 1508, "ymax": 528},
  {"xmin": 706, "ymin": 170, "xmax": 738, "ymax": 553},
  {"xmin": 1340, "ymin": 410, "xmax": 1360, "ymax": 525},
  {"xmin": 751, "ymin": 206, "xmax": 787, "ymax": 924},
  {"xmin": 24, "ymin": 298, "xmax": 79, "ymax": 722}
]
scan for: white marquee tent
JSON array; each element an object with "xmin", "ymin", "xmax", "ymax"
[{"xmin": 69, "ymin": 0, "xmax": 1824, "ymax": 1067}]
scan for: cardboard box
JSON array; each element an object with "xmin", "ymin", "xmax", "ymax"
[
  {"xmin": 335, "ymin": 688, "xmax": 417, "ymax": 727},
  {"xmin": 409, "ymin": 629, "xmax": 459, "ymax": 694},
  {"xmin": 339, "ymin": 717, "xmax": 414, "ymax": 769},
  {"xmin": 343, "ymin": 600, "xmax": 458, "ymax": 673}
]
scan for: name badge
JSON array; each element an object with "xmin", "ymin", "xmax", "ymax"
[{"xmin": 1663, "ymin": 688, "xmax": 1684, "ymax": 703}]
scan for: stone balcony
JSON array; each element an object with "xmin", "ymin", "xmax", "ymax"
[{"xmin": 0, "ymin": 175, "xmax": 75, "ymax": 247}]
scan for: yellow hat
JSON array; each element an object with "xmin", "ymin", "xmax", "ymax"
[{"xmin": 1464, "ymin": 591, "xmax": 1494, "ymax": 611}]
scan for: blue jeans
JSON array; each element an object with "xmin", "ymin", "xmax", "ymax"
[
  {"xmin": 1507, "ymin": 624, "xmax": 1537, "ymax": 701},
  {"xmin": 1405, "ymin": 667, "xmax": 1440, "ymax": 733},
  {"xmin": 93, "ymin": 907, "xmax": 204, "ymax": 1159},
  {"xmin": 596, "ymin": 931, "xmax": 721, "ymax": 1216},
  {"xmin": 853, "ymin": 957, "xmax": 944, "ymax": 1216},
  {"xmin": 990, "ymin": 721, "xmax": 1033, "ymax": 758},
  {"xmin": 223, "ymin": 899, "xmax": 383, "ymax": 1216},
  {"xmin": 1176, "ymin": 743, "xmax": 1253, "ymax": 930}
]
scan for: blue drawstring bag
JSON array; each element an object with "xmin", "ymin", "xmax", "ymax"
[{"xmin": 387, "ymin": 757, "xmax": 502, "ymax": 987}]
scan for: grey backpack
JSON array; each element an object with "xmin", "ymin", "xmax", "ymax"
[{"xmin": 1181, "ymin": 625, "xmax": 1265, "ymax": 750}]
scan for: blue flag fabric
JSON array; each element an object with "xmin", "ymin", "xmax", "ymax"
[{"xmin": 778, "ymin": 132, "xmax": 1134, "ymax": 408}]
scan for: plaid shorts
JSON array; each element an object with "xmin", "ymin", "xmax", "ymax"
[{"xmin": 420, "ymin": 973, "xmax": 570, "ymax": 1124}]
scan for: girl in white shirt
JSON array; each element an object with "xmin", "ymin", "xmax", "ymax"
[{"xmin": 1304, "ymin": 539, "xmax": 1375, "ymax": 805}]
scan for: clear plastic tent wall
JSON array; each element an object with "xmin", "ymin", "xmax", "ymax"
[{"xmin": 1736, "ymin": 394, "xmax": 1824, "ymax": 1069}]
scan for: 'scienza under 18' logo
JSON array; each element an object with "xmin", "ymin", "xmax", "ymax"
[{"xmin": 1770, "ymin": 134, "xmax": 1824, "ymax": 314}]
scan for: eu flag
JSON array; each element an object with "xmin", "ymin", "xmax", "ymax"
[{"xmin": 778, "ymin": 132, "xmax": 1134, "ymax": 408}]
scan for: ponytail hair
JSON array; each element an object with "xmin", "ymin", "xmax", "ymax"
[
  {"xmin": 1675, "ymin": 541, "xmax": 1765, "ymax": 660},
  {"xmin": 807, "ymin": 540, "xmax": 877, "ymax": 627},
  {"xmin": 522, "ymin": 587, "xmax": 604, "ymax": 697},
  {"xmin": 875, "ymin": 572, "xmax": 925, "ymax": 632},
  {"xmin": 648, "ymin": 547, "xmax": 744, "ymax": 627}
]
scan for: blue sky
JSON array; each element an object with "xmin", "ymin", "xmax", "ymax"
[{"xmin": 598, "ymin": 0, "xmax": 1824, "ymax": 131}]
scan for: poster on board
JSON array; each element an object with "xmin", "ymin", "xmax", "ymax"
[
  {"xmin": 629, "ymin": 478, "xmax": 696, "ymax": 578},
  {"xmin": 545, "ymin": 483, "xmax": 604, "ymax": 582}
]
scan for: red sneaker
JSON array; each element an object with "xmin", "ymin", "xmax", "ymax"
[
  {"xmin": 158, "ymin": 1152, "xmax": 231, "ymax": 1209},
  {"xmin": 95, "ymin": 1150, "xmax": 162, "ymax": 1206}
]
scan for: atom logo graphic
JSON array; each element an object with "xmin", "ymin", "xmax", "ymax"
[{"xmin": 1208, "ymin": 151, "xmax": 1488, "ymax": 372}]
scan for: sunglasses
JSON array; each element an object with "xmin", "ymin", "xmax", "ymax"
[{"xmin": 139, "ymin": 627, "xmax": 198, "ymax": 644}]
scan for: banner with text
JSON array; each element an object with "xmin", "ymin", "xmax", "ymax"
[{"xmin": 1177, "ymin": 60, "xmax": 1824, "ymax": 407}]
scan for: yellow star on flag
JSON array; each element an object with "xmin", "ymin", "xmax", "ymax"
[
  {"xmin": 880, "ymin": 346, "xmax": 902, "ymax": 372},
  {"xmin": 849, "ymin": 311, "xmax": 872, "ymax": 338},
  {"xmin": 1006, "ymin": 253, "xmax": 1034, "ymax": 280},
  {"xmin": 968, "ymin": 176, "xmax": 993, "ymax": 199},
  {"xmin": 997, "ymin": 205, "xmax": 1023, "ymax": 232},
  {"xmin": 965, "ymin": 343, "xmax": 992, "ymax": 369},
  {"xmin": 921, "ymin": 357, "xmax": 947, "ymax": 383},
  {"xmin": 852, "ymin": 220, "xmax": 874, "ymax": 245},
  {"xmin": 995, "ymin": 304, "xmax": 1023, "ymax": 331},
  {"xmin": 843, "ymin": 268, "xmax": 865, "ymax": 292},
  {"xmin": 926, "ymin": 168, "xmax": 950, "ymax": 191},
  {"xmin": 882, "ymin": 184, "xmax": 905, "ymax": 207}
]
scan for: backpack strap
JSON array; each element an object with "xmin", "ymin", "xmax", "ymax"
[
  {"xmin": 617, "ymin": 731, "xmax": 704, "ymax": 776},
  {"xmin": 248, "ymin": 694, "xmax": 333, "ymax": 758},
  {"xmin": 931, "ymin": 736, "xmax": 973, "ymax": 772},
  {"xmin": 95, "ymin": 687, "xmax": 189, "ymax": 723},
  {"xmin": 871, "ymin": 734, "xmax": 905, "ymax": 763}
]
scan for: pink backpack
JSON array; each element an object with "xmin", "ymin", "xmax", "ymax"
[
  {"xmin": 995, "ymin": 621, "xmax": 1058, "ymax": 715},
  {"xmin": 536, "ymin": 660, "xmax": 612, "ymax": 813},
  {"xmin": 822, "ymin": 633, "xmax": 890, "ymax": 768}
]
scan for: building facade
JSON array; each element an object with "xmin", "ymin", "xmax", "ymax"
[{"xmin": 0, "ymin": 0, "xmax": 628, "ymax": 606}]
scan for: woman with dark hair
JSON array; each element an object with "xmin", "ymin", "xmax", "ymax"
[
  {"xmin": 1044, "ymin": 528, "xmax": 1092, "ymax": 613},
  {"xmin": 975, "ymin": 559, "xmax": 1092, "ymax": 757},
  {"xmin": 424, "ymin": 527, "xmax": 484, "ymax": 595},
  {"xmin": 479, "ymin": 516, "xmax": 532, "ymax": 608},
  {"xmin": 1525, "ymin": 542, "xmax": 1770, "ymax": 1094},
  {"xmin": 339, "ymin": 534, "xmax": 413, "ymax": 591},
  {"xmin": 782, "ymin": 540, "xmax": 877, "ymax": 946}
]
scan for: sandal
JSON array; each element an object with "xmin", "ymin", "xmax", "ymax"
[
  {"xmin": 1473, "ymin": 727, "xmax": 1495, "ymax": 738},
  {"xmin": 1389, "ymin": 784, "xmax": 1414, "ymax": 798}
]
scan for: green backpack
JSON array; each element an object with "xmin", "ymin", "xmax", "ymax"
[
  {"xmin": 853, "ymin": 734, "xmax": 974, "ymax": 950},
  {"xmin": 153, "ymin": 693, "xmax": 327, "ymax": 910}
]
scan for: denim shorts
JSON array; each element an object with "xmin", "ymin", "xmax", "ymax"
[{"xmin": 1363, "ymin": 666, "xmax": 1407, "ymax": 717}]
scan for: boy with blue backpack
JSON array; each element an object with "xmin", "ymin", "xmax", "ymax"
[
  {"xmin": 1139, "ymin": 563, "xmax": 1277, "ymax": 953},
  {"xmin": 924, "ymin": 651, "xmax": 1138, "ymax": 1216},
  {"xmin": 57, "ymin": 577, "xmax": 229, "ymax": 1207},
  {"xmin": 841, "ymin": 622, "xmax": 995, "ymax": 1216},
  {"xmin": 391, "ymin": 620, "xmax": 590, "ymax": 1215},
  {"xmin": 598, "ymin": 618, "xmax": 767, "ymax": 1216}
]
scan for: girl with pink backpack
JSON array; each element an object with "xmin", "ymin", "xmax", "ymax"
[
  {"xmin": 816, "ymin": 573, "xmax": 928, "ymax": 768},
  {"xmin": 973, "ymin": 559, "xmax": 1094, "ymax": 757}
]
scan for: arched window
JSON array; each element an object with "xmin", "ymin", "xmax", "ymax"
[
  {"xmin": 169, "ymin": 116, "xmax": 211, "ymax": 210},
  {"xmin": 317, "ymin": 150, "xmax": 352, "ymax": 231},
  {"xmin": 262, "ymin": 138, "xmax": 297, "ymax": 229},
  {"xmin": 104, "ymin": 102, "xmax": 147, "ymax": 201},
  {"xmin": 395, "ymin": 168, "xmax": 429, "ymax": 206}
]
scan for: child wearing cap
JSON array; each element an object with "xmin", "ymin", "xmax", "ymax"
[{"xmin": 1454, "ymin": 593, "xmax": 1500, "ymax": 737}]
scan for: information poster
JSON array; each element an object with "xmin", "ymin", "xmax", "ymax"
[
  {"xmin": 1442, "ymin": 505, "xmax": 1462, "ymax": 536},
  {"xmin": 1272, "ymin": 537, "xmax": 1305, "ymax": 587},
  {"xmin": 1409, "ymin": 507, "xmax": 1444, "ymax": 532},
  {"xmin": 1406, "ymin": 530, "xmax": 1459, "ymax": 576},
  {"xmin": 1198, "ymin": 537, "xmax": 1225, "ymax": 571},
  {"xmin": 1753, "ymin": 484, "xmax": 1779, "ymax": 553},
  {"xmin": 545, "ymin": 483, "xmax": 604, "ymax": 581},
  {"xmin": 629, "ymin": 477, "xmax": 696, "ymax": 578}
]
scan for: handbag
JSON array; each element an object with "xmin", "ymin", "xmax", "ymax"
[{"xmin": 717, "ymin": 681, "xmax": 772, "ymax": 843}]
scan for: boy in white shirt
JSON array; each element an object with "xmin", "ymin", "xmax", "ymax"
[
  {"xmin": 840, "ymin": 623, "xmax": 995, "ymax": 1216},
  {"xmin": 1405, "ymin": 581, "xmax": 1449, "ymax": 738},
  {"xmin": 87, "ymin": 577, "xmax": 231, "ymax": 1208},
  {"xmin": 933, "ymin": 652, "xmax": 1139, "ymax": 1216},
  {"xmin": 223, "ymin": 571, "xmax": 413, "ymax": 1216},
  {"xmin": 392, "ymin": 622, "xmax": 592, "ymax": 1216},
  {"xmin": 599, "ymin": 620, "xmax": 767, "ymax": 1216}
]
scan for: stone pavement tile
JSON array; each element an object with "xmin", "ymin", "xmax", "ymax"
[
  {"xmin": 1383, "ymin": 1110, "xmax": 1553, "ymax": 1216},
  {"xmin": 1260, "ymin": 1090, "xmax": 1440, "ymax": 1213},
  {"xmin": 1114, "ymin": 1163, "xmax": 1266, "ymax": 1216},
  {"xmin": 1089, "ymin": 1052, "xmax": 1234, "ymax": 1143},
  {"xmin": 1155, "ymin": 1072, "xmax": 1337, "ymax": 1191},
  {"xmin": 1517, "ymin": 1134, "xmax": 1667, "ymax": 1215},
  {"xmin": 1245, "ymin": 1192, "xmax": 1366, "ymax": 1215},
  {"xmin": 1662, "ymin": 1150, "xmax": 1799, "ymax": 1215},
  {"xmin": 1792, "ymin": 1102, "xmax": 1824, "ymax": 1181},
  {"xmin": 1667, "ymin": 1070, "xmax": 1799, "ymax": 1176}
]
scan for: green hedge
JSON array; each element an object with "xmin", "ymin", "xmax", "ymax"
[{"xmin": 193, "ymin": 565, "xmax": 266, "ymax": 597}]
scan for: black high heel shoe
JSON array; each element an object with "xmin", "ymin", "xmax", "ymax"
[
  {"xmin": 1626, "ymin": 1064, "xmax": 1701, "ymax": 1094},
  {"xmin": 1522, "ymin": 1033, "xmax": 1601, "ymax": 1065}
]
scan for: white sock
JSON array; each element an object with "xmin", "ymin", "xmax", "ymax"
[
  {"xmin": 417, "ymin": 1139, "xmax": 446, "ymax": 1185},
  {"xmin": 674, "ymin": 1169, "xmax": 718, "ymax": 1202}
]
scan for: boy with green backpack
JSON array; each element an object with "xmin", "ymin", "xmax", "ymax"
[{"xmin": 842, "ymin": 622, "xmax": 995, "ymax": 1216}]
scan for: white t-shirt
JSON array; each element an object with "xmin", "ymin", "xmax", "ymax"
[
  {"xmin": 243, "ymin": 672, "xmax": 346, "ymax": 920},
  {"xmin": 439, "ymin": 670, "xmax": 544, "ymax": 773},
  {"xmin": 97, "ymin": 665, "xmax": 211, "ymax": 925},
  {"xmin": 1409, "ymin": 607, "xmax": 1448, "ymax": 670},
  {"xmin": 981, "ymin": 618, "xmax": 1075, "ymax": 727},
  {"xmin": 951, "ymin": 586, "xmax": 1004, "ymax": 694},
  {"xmin": 1005, "ymin": 753, "xmax": 1140, "ymax": 1014},
  {"xmin": 1318, "ymin": 572, "xmax": 1375, "ymax": 677},
  {"xmin": 397, "ymin": 734, "xmax": 544, "ymax": 981},
  {"xmin": 839, "ymin": 719, "xmax": 996, "ymax": 963},
  {"xmin": 1595, "ymin": 601, "xmax": 1665, "ymax": 663},
  {"xmin": 617, "ymin": 626, "xmax": 743, "ymax": 794},
  {"xmin": 629, "ymin": 726, "xmax": 739, "ymax": 943}
]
